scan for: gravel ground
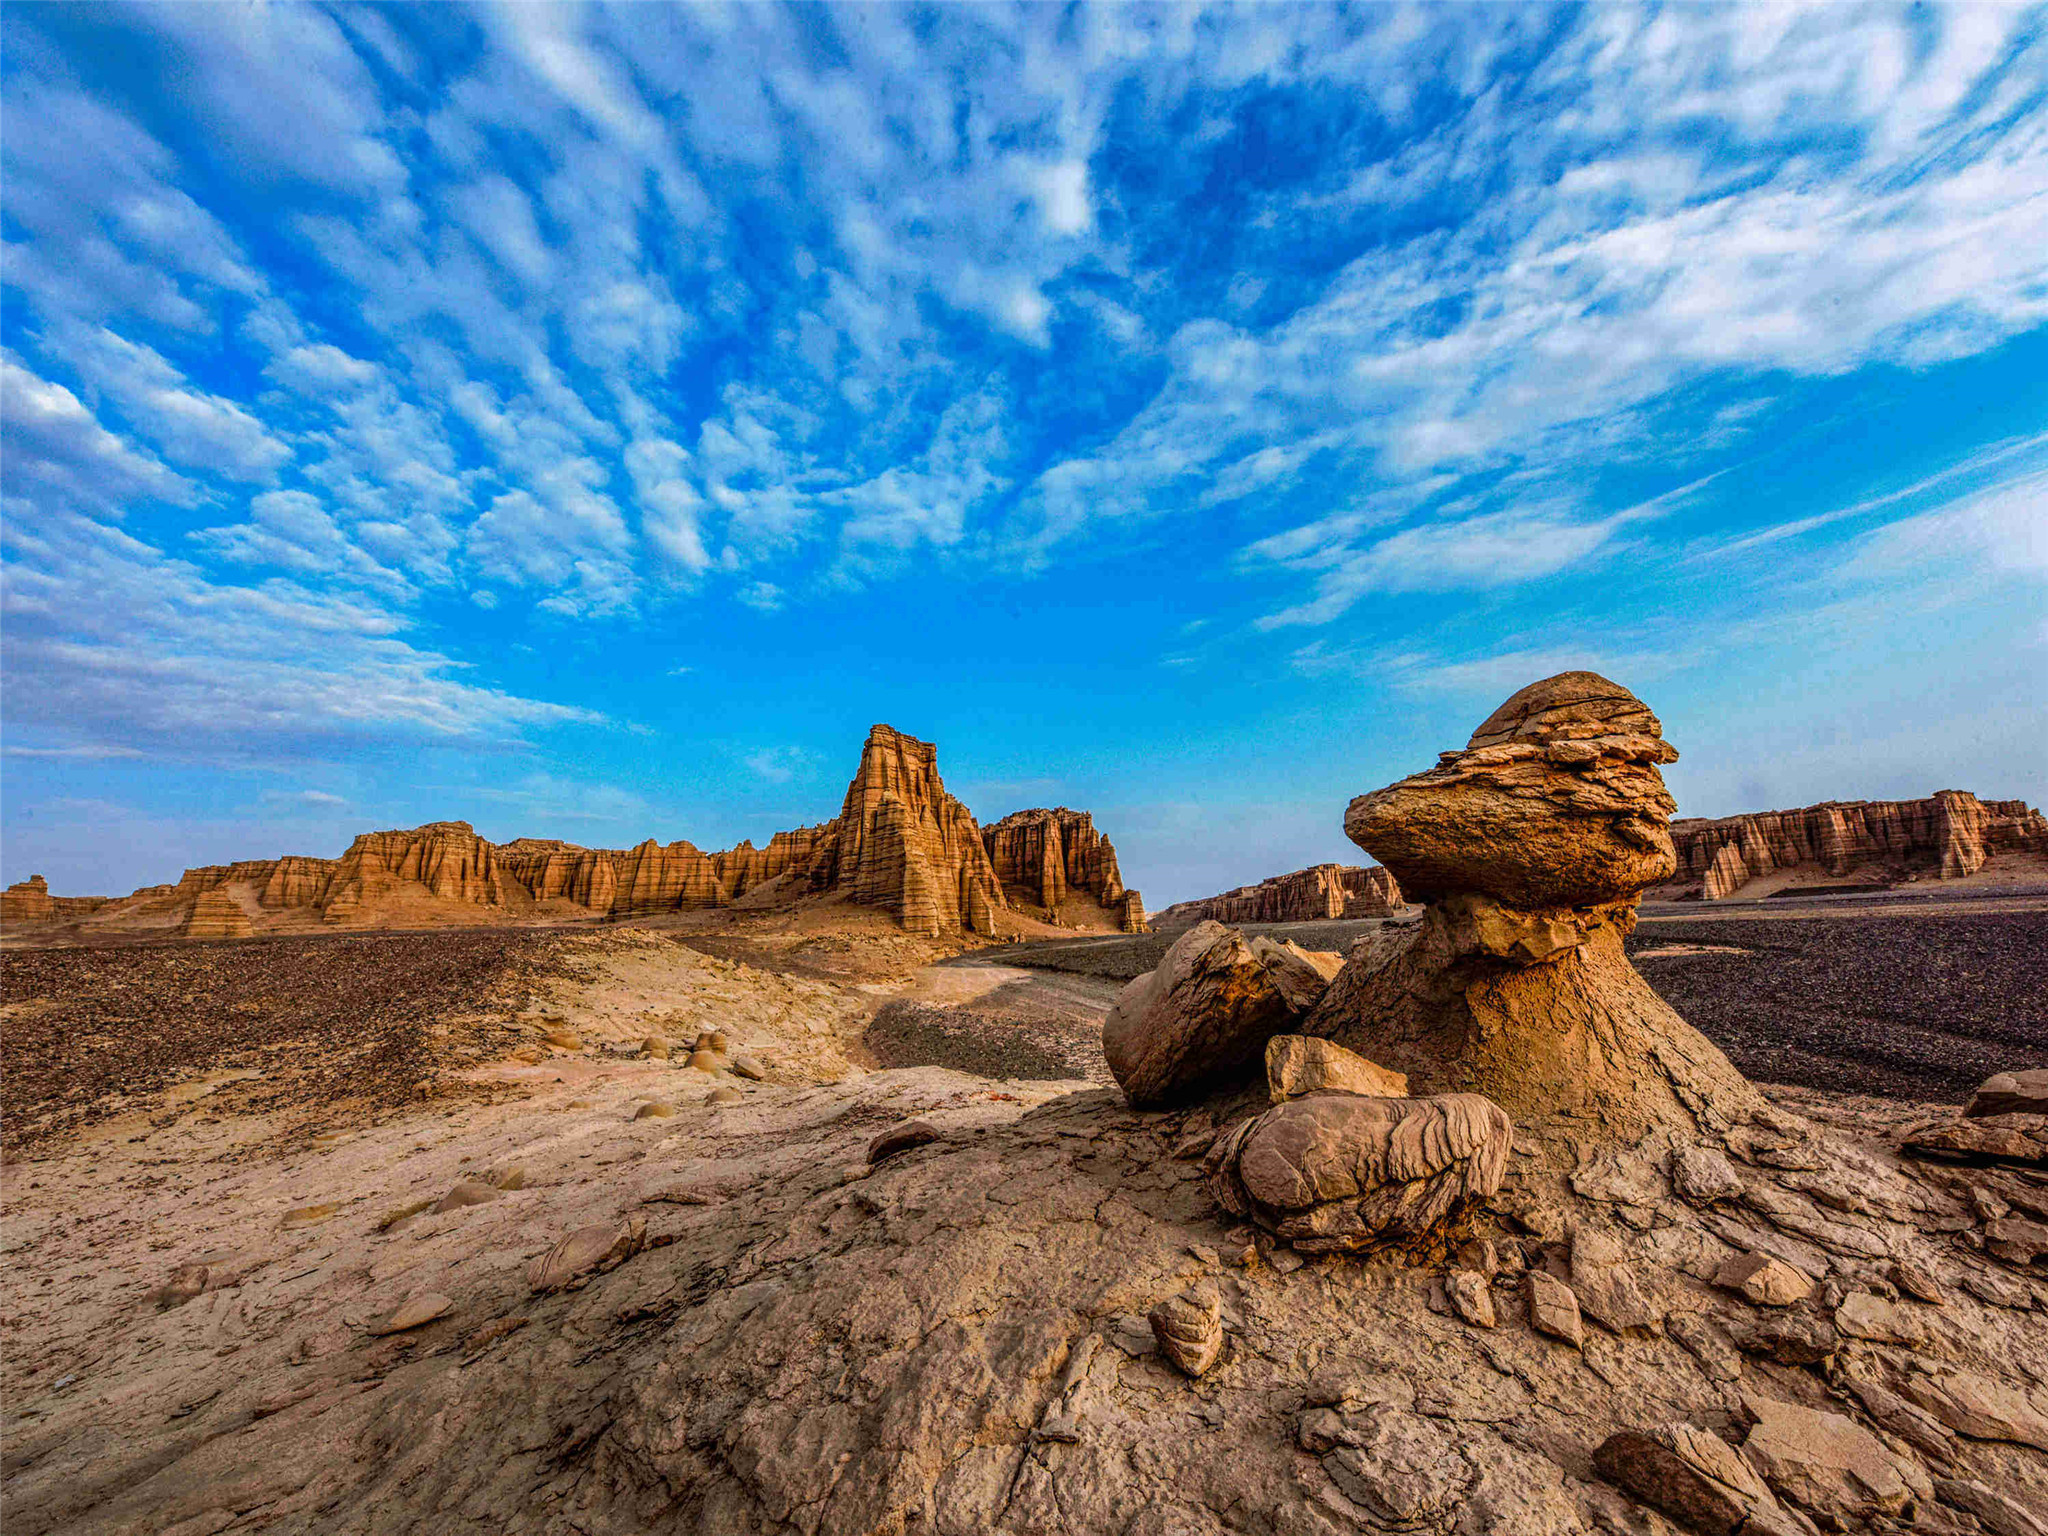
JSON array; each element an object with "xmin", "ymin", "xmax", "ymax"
[
  {"xmin": 991, "ymin": 910, "xmax": 2048, "ymax": 1105},
  {"xmin": 0, "ymin": 930, "xmax": 576, "ymax": 1153},
  {"xmin": 1626, "ymin": 911, "xmax": 2048, "ymax": 1104},
  {"xmin": 863, "ymin": 1000, "xmax": 1092, "ymax": 1081}
]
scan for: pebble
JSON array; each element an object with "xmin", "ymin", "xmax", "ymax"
[
  {"xmin": 370, "ymin": 1292, "xmax": 453, "ymax": 1336},
  {"xmin": 729, "ymin": 1055, "xmax": 767, "ymax": 1081},
  {"xmin": 867, "ymin": 1119, "xmax": 941, "ymax": 1164}
]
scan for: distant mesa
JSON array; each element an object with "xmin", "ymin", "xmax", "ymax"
[
  {"xmin": 3, "ymin": 724, "xmax": 1145, "ymax": 943},
  {"xmin": 1663, "ymin": 790, "xmax": 2048, "ymax": 900},
  {"xmin": 1153, "ymin": 862, "xmax": 1402, "ymax": 932}
]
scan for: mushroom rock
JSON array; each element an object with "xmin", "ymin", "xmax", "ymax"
[
  {"xmin": 1204, "ymin": 1091, "xmax": 1513, "ymax": 1254},
  {"xmin": 1102, "ymin": 921, "xmax": 1343, "ymax": 1109},
  {"xmin": 1307, "ymin": 672, "xmax": 1760, "ymax": 1143}
]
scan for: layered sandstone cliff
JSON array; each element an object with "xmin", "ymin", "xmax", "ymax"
[
  {"xmin": 1670, "ymin": 790, "xmax": 2048, "ymax": 899},
  {"xmin": 1153, "ymin": 862, "xmax": 1402, "ymax": 930},
  {"xmin": 981, "ymin": 807, "xmax": 1147, "ymax": 931},
  {"xmin": 7, "ymin": 726, "xmax": 1139, "ymax": 940}
]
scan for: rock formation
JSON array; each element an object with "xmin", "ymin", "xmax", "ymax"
[
  {"xmin": 1153, "ymin": 862, "xmax": 1401, "ymax": 929},
  {"xmin": 804, "ymin": 725, "xmax": 1005, "ymax": 937},
  {"xmin": 1304, "ymin": 671, "xmax": 1760, "ymax": 1142},
  {"xmin": 1671, "ymin": 790, "xmax": 2048, "ymax": 899},
  {"xmin": 981, "ymin": 807, "xmax": 1146, "ymax": 929},
  {"xmin": 1100, "ymin": 921, "xmax": 1342, "ymax": 1108},
  {"xmin": 7, "ymin": 727, "xmax": 1144, "ymax": 941},
  {"xmin": 180, "ymin": 887, "xmax": 250, "ymax": 939}
]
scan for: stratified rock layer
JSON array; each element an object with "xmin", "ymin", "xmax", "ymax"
[
  {"xmin": 1312, "ymin": 672, "xmax": 1759, "ymax": 1143},
  {"xmin": 1672, "ymin": 790, "xmax": 2048, "ymax": 899},
  {"xmin": 7, "ymin": 727, "xmax": 1141, "ymax": 940},
  {"xmin": 180, "ymin": 888, "xmax": 251, "ymax": 940},
  {"xmin": 1154, "ymin": 863, "xmax": 1401, "ymax": 930}
]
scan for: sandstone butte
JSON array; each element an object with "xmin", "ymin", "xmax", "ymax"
[
  {"xmin": 1667, "ymin": 789, "xmax": 2048, "ymax": 899},
  {"xmin": 1152, "ymin": 862, "xmax": 1402, "ymax": 930},
  {"xmin": 1, "ymin": 725, "xmax": 1145, "ymax": 942}
]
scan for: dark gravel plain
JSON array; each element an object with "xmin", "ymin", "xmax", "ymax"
[
  {"xmin": 1627, "ymin": 911, "xmax": 2048, "ymax": 1103},
  {"xmin": 1, "ymin": 930, "xmax": 575, "ymax": 1153}
]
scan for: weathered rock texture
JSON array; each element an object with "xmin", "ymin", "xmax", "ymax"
[
  {"xmin": 180, "ymin": 887, "xmax": 251, "ymax": 940},
  {"xmin": 7, "ymin": 728, "xmax": 1142, "ymax": 941},
  {"xmin": 981, "ymin": 807, "xmax": 1144, "ymax": 931},
  {"xmin": 1671, "ymin": 790, "xmax": 2048, "ymax": 899},
  {"xmin": 1309, "ymin": 672, "xmax": 1760, "ymax": 1143},
  {"xmin": 1101, "ymin": 921, "xmax": 1342, "ymax": 1108},
  {"xmin": 1154, "ymin": 862, "xmax": 1401, "ymax": 930}
]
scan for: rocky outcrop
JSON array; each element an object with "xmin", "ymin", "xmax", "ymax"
[
  {"xmin": 1, "ymin": 876, "xmax": 110, "ymax": 924},
  {"xmin": 1154, "ymin": 863, "xmax": 1401, "ymax": 929},
  {"xmin": 1307, "ymin": 671, "xmax": 1760, "ymax": 1143},
  {"xmin": 1101, "ymin": 921, "xmax": 1342, "ymax": 1108},
  {"xmin": 980, "ymin": 808, "xmax": 1142, "ymax": 928},
  {"xmin": 13, "ymin": 727, "xmax": 1141, "ymax": 940},
  {"xmin": 181, "ymin": 887, "xmax": 251, "ymax": 939},
  {"xmin": 805, "ymin": 726, "xmax": 1005, "ymax": 937},
  {"xmin": 1672, "ymin": 790, "xmax": 2048, "ymax": 898}
]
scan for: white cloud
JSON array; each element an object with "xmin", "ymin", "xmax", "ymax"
[
  {"xmin": 736, "ymin": 581, "xmax": 784, "ymax": 613},
  {"xmin": 59, "ymin": 326, "xmax": 290, "ymax": 482},
  {"xmin": 0, "ymin": 353, "xmax": 194, "ymax": 516}
]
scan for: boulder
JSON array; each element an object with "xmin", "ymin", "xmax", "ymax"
[
  {"xmin": 528, "ymin": 1218, "xmax": 648, "ymax": 1294},
  {"xmin": 1594, "ymin": 1422, "xmax": 1789, "ymax": 1536},
  {"xmin": 1968, "ymin": 1069, "xmax": 2048, "ymax": 1118},
  {"xmin": 1903, "ymin": 1113, "xmax": 2048, "ymax": 1167},
  {"xmin": 1102, "ymin": 921, "xmax": 1341, "ymax": 1108},
  {"xmin": 1148, "ymin": 1290, "xmax": 1224, "ymax": 1378},
  {"xmin": 1264, "ymin": 1034, "xmax": 1407, "ymax": 1102},
  {"xmin": 867, "ymin": 1120, "xmax": 941, "ymax": 1164},
  {"xmin": 1205, "ymin": 1091, "xmax": 1511, "ymax": 1255},
  {"xmin": 1527, "ymin": 1271, "xmax": 1585, "ymax": 1348},
  {"xmin": 1897, "ymin": 1366, "xmax": 2048, "ymax": 1451},
  {"xmin": 1739, "ymin": 1394, "xmax": 1932, "ymax": 1526},
  {"xmin": 1446, "ymin": 1269, "xmax": 1496, "ymax": 1329}
]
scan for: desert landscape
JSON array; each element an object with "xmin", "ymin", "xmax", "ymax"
[{"xmin": 4, "ymin": 673, "xmax": 2047, "ymax": 1536}]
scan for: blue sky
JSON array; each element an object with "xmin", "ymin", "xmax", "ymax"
[{"xmin": 4, "ymin": 2, "xmax": 2045, "ymax": 905}]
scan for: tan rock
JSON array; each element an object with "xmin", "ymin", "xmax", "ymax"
[
  {"xmin": 528, "ymin": 1217, "xmax": 647, "ymax": 1293},
  {"xmin": 1102, "ymin": 921, "xmax": 1341, "ymax": 1108},
  {"xmin": 370, "ymin": 1292, "xmax": 454, "ymax": 1336},
  {"xmin": 1670, "ymin": 1143, "xmax": 1745, "ymax": 1204},
  {"xmin": 1263, "ymin": 1034, "xmax": 1407, "ymax": 1102},
  {"xmin": 1740, "ymin": 1394, "xmax": 1932, "ymax": 1526},
  {"xmin": 981, "ymin": 807, "xmax": 1143, "ymax": 928},
  {"xmin": 543, "ymin": 1029, "xmax": 583, "ymax": 1052},
  {"xmin": 1898, "ymin": 1366, "xmax": 2048, "ymax": 1451},
  {"xmin": 1968, "ymin": 1069, "xmax": 2048, "ymax": 1118},
  {"xmin": 1446, "ymin": 1269, "xmax": 1496, "ymax": 1328},
  {"xmin": 694, "ymin": 1031, "xmax": 729, "ymax": 1055},
  {"xmin": 1205, "ymin": 1091, "xmax": 1512, "ymax": 1255},
  {"xmin": 1903, "ymin": 1112, "xmax": 2048, "ymax": 1166},
  {"xmin": 639, "ymin": 1036, "xmax": 669, "ymax": 1060},
  {"xmin": 633, "ymin": 1102, "xmax": 678, "ymax": 1120},
  {"xmin": 433, "ymin": 1180, "xmax": 501, "ymax": 1213},
  {"xmin": 1153, "ymin": 862, "xmax": 1401, "ymax": 929},
  {"xmin": 1834, "ymin": 1290, "xmax": 1924, "ymax": 1345},
  {"xmin": 375, "ymin": 1198, "xmax": 435, "ymax": 1232},
  {"xmin": 152, "ymin": 1264, "xmax": 209, "ymax": 1311},
  {"xmin": 867, "ymin": 1120, "xmax": 940, "ymax": 1163},
  {"xmin": 281, "ymin": 1202, "xmax": 339, "ymax": 1228},
  {"xmin": 707, "ymin": 1087, "xmax": 744, "ymax": 1105},
  {"xmin": 729, "ymin": 1055, "xmax": 767, "ymax": 1082},
  {"xmin": 181, "ymin": 886, "xmax": 252, "ymax": 939},
  {"xmin": 485, "ymin": 1165, "xmax": 526, "ymax": 1191},
  {"xmin": 685, "ymin": 1050, "xmax": 722, "ymax": 1074},
  {"xmin": 1715, "ymin": 1252, "xmax": 1814, "ymax": 1307},
  {"xmin": 1936, "ymin": 1477, "xmax": 2048, "ymax": 1536},
  {"xmin": 1570, "ymin": 1226, "xmax": 1663, "ymax": 1331},
  {"xmin": 1148, "ymin": 1290, "xmax": 1224, "ymax": 1377},
  {"xmin": 1527, "ymin": 1270, "xmax": 1585, "ymax": 1347},
  {"xmin": 1594, "ymin": 1422, "xmax": 1787, "ymax": 1536}
]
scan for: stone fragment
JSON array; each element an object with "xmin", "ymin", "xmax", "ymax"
[
  {"xmin": 1446, "ymin": 1269, "xmax": 1496, "ymax": 1328},
  {"xmin": 281, "ymin": 1202, "xmax": 339, "ymax": 1229},
  {"xmin": 1834, "ymin": 1290, "xmax": 1924, "ymax": 1346},
  {"xmin": 685, "ymin": 1050, "xmax": 723, "ymax": 1074},
  {"xmin": 1666, "ymin": 1311, "xmax": 1742, "ymax": 1383},
  {"xmin": 528, "ymin": 1216, "xmax": 647, "ymax": 1294},
  {"xmin": 1571, "ymin": 1225, "xmax": 1663, "ymax": 1331},
  {"xmin": 633, "ymin": 1102, "xmax": 678, "ymax": 1120},
  {"xmin": 370, "ymin": 1291, "xmax": 454, "ymax": 1336},
  {"xmin": 543, "ymin": 1029, "xmax": 582, "ymax": 1051},
  {"xmin": 433, "ymin": 1180, "xmax": 500, "ymax": 1213},
  {"xmin": 1889, "ymin": 1258, "xmax": 1946, "ymax": 1305},
  {"xmin": 1148, "ymin": 1290, "xmax": 1224, "ymax": 1378},
  {"xmin": 1937, "ymin": 1477, "xmax": 2048, "ymax": 1536},
  {"xmin": 1897, "ymin": 1366, "xmax": 2048, "ymax": 1451},
  {"xmin": 1838, "ymin": 1374, "xmax": 1958, "ymax": 1463},
  {"xmin": 485, "ymin": 1165, "xmax": 526, "ymax": 1191},
  {"xmin": 1295, "ymin": 1403, "xmax": 1475, "ymax": 1531},
  {"xmin": 639, "ymin": 1036, "xmax": 669, "ymax": 1060},
  {"xmin": 1593, "ymin": 1422, "xmax": 1784, "ymax": 1536},
  {"xmin": 1716, "ymin": 1252, "xmax": 1814, "ymax": 1307},
  {"xmin": 1102, "ymin": 921, "xmax": 1341, "ymax": 1108},
  {"xmin": 1456, "ymin": 1238, "xmax": 1500, "ymax": 1276},
  {"xmin": 1966, "ymin": 1069, "xmax": 2048, "ymax": 1119},
  {"xmin": 375, "ymin": 1198, "xmax": 435, "ymax": 1232},
  {"xmin": 1903, "ymin": 1113, "xmax": 2048, "ymax": 1167},
  {"xmin": 1527, "ymin": 1270, "xmax": 1585, "ymax": 1347},
  {"xmin": 729, "ymin": 1055, "xmax": 767, "ymax": 1081},
  {"xmin": 1986, "ymin": 1215, "xmax": 2048, "ymax": 1266},
  {"xmin": 1204, "ymin": 1091, "xmax": 1512, "ymax": 1255},
  {"xmin": 153, "ymin": 1264, "xmax": 209, "ymax": 1311},
  {"xmin": 707, "ymin": 1087, "xmax": 744, "ymax": 1105},
  {"xmin": 695, "ymin": 1030, "xmax": 729, "ymax": 1055},
  {"xmin": 1671, "ymin": 1143, "xmax": 1746, "ymax": 1204},
  {"xmin": 867, "ymin": 1119, "xmax": 941, "ymax": 1164},
  {"xmin": 1740, "ymin": 1394, "xmax": 1932, "ymax": 1527},
  {"xmin": 1723, "ymin": 1311, "xmax": 1838, "ymax": 1367},
  {"xmin": 1263, "ymin": 1034, "xmax": 1407, "ymax": 1102}
]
